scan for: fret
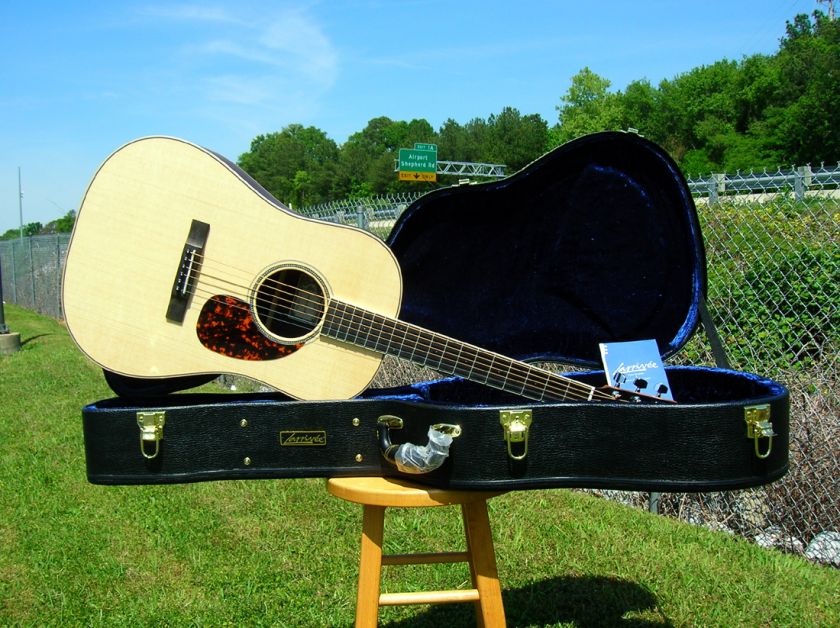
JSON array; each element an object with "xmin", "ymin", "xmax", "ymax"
[
  {"xmin": 380, "ymin": 318, "xmax": 394, "ymax": 355},
  {"xmin": 410, "ymin": 326, "xmax": 435, "ymax": 368},
  {"xmin": 435, "ymin": 340, "xmax": 461, "ymax": 375},
  {"xmin": 537, "ymin": 370, "xmax": 552, "ymax": 401},
  {"xmin": 481, "ymin": 354, "xmax": 496, "ymax": 384},
  {"xmin": 324, "ymin": 300, "xmax": 348, "ymax": 341},
  {"xmin": 435, "ymin": 336, "xmax": 449, "ymax": 371},
  {"xmin": 519, "ymin": 368, "xmax": 531, "ymax": 396},
  {"xmin": 483, "ymin": 354, "xmax": 510, "ymax": 389},
  {"xmin": 406, "ymin": 324, "xmax": 421, "ymax": 362},
  {"xmin": 457, "ymin": 345, "xmax": 480, "ymax": 380},
  {"xmin": 369, "ymin": 312, "xmax": 388, "ymax": 354},
  {"xmin": 356, "ymin": 308, "xmax": 375, "ymax": 349},
  {"xmin": 349, "ymin": 304, "xmax": 365, "ymax": 346}
]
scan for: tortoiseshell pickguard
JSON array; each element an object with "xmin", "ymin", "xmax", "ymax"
[{"xmin": 196, "ymin": 295, "xmax": 302, "ymax": 361}]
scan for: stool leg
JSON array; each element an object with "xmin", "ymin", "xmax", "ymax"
[
  {"xmin": 461, "ymin": 504, "xmax": 484, "ymax": 627},
  {"xmin": 356, "ymin": 505, "xmax": 385, "ymax": 628},
  {"xmin": 463, "ymin": 501, "xmax": 506, "ymax": 628}
]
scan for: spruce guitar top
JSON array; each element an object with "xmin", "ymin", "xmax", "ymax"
[{"xmin": 62, "ymin": 137, "xmax": 668, "ymax": 403}]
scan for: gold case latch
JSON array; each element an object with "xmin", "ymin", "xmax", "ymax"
[
  {"xmin": 500, "ymin": 409, "xmax": 533, "ymax": 461},
  {"xmin": 744, "ymin": 404, "xmax": 775, "ymax": 459},
  {"xmin": 137, "ymin": 411, "xmax": 166, "ymax": 460}
]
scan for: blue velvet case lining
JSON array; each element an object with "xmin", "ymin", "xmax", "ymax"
[{"xmin": 387, "ymin": 131, "xmax": 706, "ymax": 369}]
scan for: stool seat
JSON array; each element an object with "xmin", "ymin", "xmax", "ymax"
[
  {"xmin": 328, "ymin": 476, "xmax": 507, "ymax": 627},
  {"xmin": 327, "ymin": 476, "xmax": 504, "ymax": 507}
]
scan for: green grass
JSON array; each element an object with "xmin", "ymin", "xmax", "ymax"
[{"xmin": 1, "ymin": 304, "xmax": 838, "ymax": 627}]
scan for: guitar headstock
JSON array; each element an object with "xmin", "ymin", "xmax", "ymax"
[{"xmin": 599, "ymin": 383, "xmax": 677, "ymax": 404}]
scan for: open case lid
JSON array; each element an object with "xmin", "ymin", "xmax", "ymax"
[{"xmin": 387, "ymin": 131, "xmax": 706, "ymax": 368}]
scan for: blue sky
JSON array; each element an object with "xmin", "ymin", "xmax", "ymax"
[{"xmin": 0, "ymin": 0, "xmax": 816, "ymax": 233}]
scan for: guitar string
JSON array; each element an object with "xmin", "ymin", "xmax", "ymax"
[
  {"xmin": 186, "ymin": 259, "xmax": 612, "ymax": 402},
  {"xmin": 189, "ymin": 279, "xmax": 605, "ymax": 403},
  {"xmin": 189, "ymin": 267, "xmax": 609, "ymax": 403},
  {"xmin": 186, "ymin": 255, "xmax": 611, "ymax": 402},
  {"xmin": 185, "ymin": 257, "xmax": 613, "ymax": 403}
]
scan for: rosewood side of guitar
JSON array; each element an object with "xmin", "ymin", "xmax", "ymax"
[{"xmin": 62, "ymin": 137, "xmax": 403, "ymax": 400}]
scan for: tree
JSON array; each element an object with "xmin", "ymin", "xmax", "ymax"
[
  {"xmin": 437, "ymin": 118, "xmax": 476, "ymax": 162},
  {"xmin": 552, "ymin": 67, "xmax": 624, "ymax": 147},
  {"xmin": 484, "ymin": 107, "xmax": 548, "ymax": 171},
  {"xmin": 769, "ymin": 11, "xmax": 840, "ymax": 164},
  {"xmin": 238, "ymin": 124, "xmax": 339, "ymax": 206},
  {"xmin": 619, "ymin": 79, "xmax": 659, "ymax": 138}
]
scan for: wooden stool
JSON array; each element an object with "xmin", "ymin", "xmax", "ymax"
[{"xmin": 327, "ymin": 476, "xmax": 507, "ymax": 627}]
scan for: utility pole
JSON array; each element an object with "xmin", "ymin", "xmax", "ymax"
[{"xmin": 818, "ymin": 0, "xmax": 836, "ymax": 20}]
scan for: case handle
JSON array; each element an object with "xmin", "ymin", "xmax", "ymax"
[{"xmin": 377, "ymin": 415, "xmax": 461, "ymax": 474}]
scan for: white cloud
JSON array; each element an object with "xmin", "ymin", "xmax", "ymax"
[{"xmin": 137, "ymin": 3, "xmax": 338, "ymax": 119}]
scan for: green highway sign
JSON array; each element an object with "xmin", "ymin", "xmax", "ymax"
[
  {"xmin": 414, "ymin": 142, "xmax": 438, "ymax": 153},
  {"xmin": 398, "ymin": 148, "xmax": 437, "ymax": 173}
]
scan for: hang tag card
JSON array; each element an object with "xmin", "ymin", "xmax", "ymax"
[{"xmin": 599, "ymin": 339, "xmax": 675, "ymax": 402}]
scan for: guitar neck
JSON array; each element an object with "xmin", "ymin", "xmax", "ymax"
[{"xmin": 322, "ymin": 299, "xmax": 599, "ymax": 403}]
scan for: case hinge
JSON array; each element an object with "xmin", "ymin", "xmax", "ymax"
[
  {"xmin": 500, "ymin": 409, "xmax": 532, "ymax": 461},
  {"xmin": 744, "ymin": 404, "xmax": 775, "ymax": 459},
  {"xmin": 137, "ymin": 411, "xmax": 166, "ymax": 460}
]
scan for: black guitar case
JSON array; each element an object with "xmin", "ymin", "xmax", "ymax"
[{"xmin": 81, "ymin": 132, "xmax": 789, "ymax": 490}]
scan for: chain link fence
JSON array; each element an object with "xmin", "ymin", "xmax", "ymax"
[
  {"xmin": 296, "ymin": 192, "xmax": 423, "ymax": 240},
  {"xmin": 663, "ymin": 167, "xmax": 839, "ymax": 566},
  {"xmin": 0, "ymin": 234, "xmax": 70, "ymax": 320},
  {"xmin": 1, "ymin": 165, "xmax": 837, "ymax": 566}
]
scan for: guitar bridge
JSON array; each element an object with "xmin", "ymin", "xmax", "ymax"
[{"xmin": 166, "ymin": 219, "xmax": 210, "ymax": 322}]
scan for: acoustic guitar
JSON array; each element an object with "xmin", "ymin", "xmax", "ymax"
[{"xmin": 62, "ymin": 137, "xmax": 661, "ymax": 403}]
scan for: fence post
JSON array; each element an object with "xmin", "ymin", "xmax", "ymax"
[
  {"xmin": 794, "ymin": 165, "xmax": 812, "ymax": 202},
  {"xmin": 56, "ymin": 235, "xmax": 63, "ymax": 319},
  {"xmin": 708, "ymin": 173, "xmax": 725, "ymax": 205},
  {"xmin": 0, "ymin": 257, "xmax": 8, "ymax": 334},
  {"xmin": 9, "ymin": 244, "xmax": 17, "ymax": 304},
  {"xmin": 355, "ymin": 206, "xmax": 368, "ymax": 230},
  {"xmin": 28, "ymin": 237, "xmax": 36, "ymax": 311}
]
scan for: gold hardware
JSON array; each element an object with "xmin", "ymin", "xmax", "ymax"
[
  {"xmin": 379, "ymin": 415, "xmax": 403, "ymax": 429},
  {"xmin": 137, "ymin": 411, "xmax": 166, "ymax": 460},
  {"xmin": 500, "ymin": 409, "xmax": 532, "ymax": 461},
  {"xmin": 432, "ymin": 423, "xmax": 462, "ymax": 437},
  {"xmin": 240, "ymin": 419, "xmax": 248, "ymax": 428},
  {"xmin": 745, "ymin": 404, "xmax": 776, "ymax": 459},
  {"xmin": 244, "ymin": 457, "xmax": 252, "ymax": 465},
  {"xmin": 355, "ymin": 454, "xmax": 363, "ymax": 463},
  {"xmin": 352, "ymin": 418, "xmax": 360, "ymax": 427}
]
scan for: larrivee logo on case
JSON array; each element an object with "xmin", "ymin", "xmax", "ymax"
[{"xmin": 279, "ymin": 430, "xmax": 327, "ymax": 446}]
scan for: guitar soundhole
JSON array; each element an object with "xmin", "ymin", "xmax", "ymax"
[{"xmin": 253, "ymin": 266, "xmax": 326, "ymax": 343}]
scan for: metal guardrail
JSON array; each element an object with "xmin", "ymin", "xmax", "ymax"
[{"xmin": 687, "ymin": 163, "xmax": 840, "ymax": 202}]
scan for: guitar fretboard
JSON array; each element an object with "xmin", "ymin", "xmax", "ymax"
[{"xmin": 322, "ymin": 299, "xmax": 599, "ymax": 403}]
